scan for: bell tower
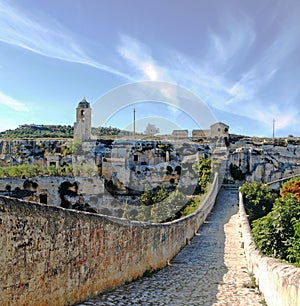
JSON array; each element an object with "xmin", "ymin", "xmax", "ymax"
[{"xmin": 74, "ymin": 98, "xmax": 91, "ymax": 140}]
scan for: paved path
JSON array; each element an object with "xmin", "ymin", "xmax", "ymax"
[{"xmin": 78, "ymin": 188, "xmax": 264, "ymax": 306}]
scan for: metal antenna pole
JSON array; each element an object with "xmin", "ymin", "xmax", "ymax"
[
  {"xmin": 133, "ymin": 108, "xmax": 136, "ymax": 136},
  {"xmin": 273, "ymin": 119, "xmax": 275, "ymax": 143}
]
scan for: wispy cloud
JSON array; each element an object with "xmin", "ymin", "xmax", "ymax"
[
  {"xmin": 1, "ymin": 0, "xmax": 299, "ymax": 136},
  {"xmin": 207, "ymin": 11, "xmax": 256, "ymax": 66},
  {"xmin": 0, "ymin": 1, "xmax": 131, "ymax": 80},
  {"xmin": 0, "ymin": 91, "xmax": 29, "ymax": 112},
  {"xmin": 116, "ymin": 8, "xmax": 300, "ymax": 136},
  {"xmin": 118, "ymin": 35, "xmax": 170, "ymax": 81},
  {"xmin": 225, "ymin": 67, "xmax": 278, "ymax": 105},
  {"xmin": 255, "ymin": 105, "xmax": 298, "ymax": 131}
]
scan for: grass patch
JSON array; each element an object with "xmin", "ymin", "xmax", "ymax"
[{"xmin": 243, "ymin": 272, "xmax": 257, "ymax": 289}]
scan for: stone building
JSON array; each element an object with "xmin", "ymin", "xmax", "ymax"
[
  {"xmin": 192, "ymin": 129, "xmax": 209, "ymax": 138},
  {"xmin": 172, "ymin": 130, "xmax": 189, "ymax": 138},
  {"xmin": 192, "ymin": 122, "xmax": 229, "ymax": 143},
  {"xmin": 210, "ymin": 122, "xmax": 229, "ymax": 139},
  {"xmin": 74, "ymin": 99, "xmax": 91, "ymax": 141}
]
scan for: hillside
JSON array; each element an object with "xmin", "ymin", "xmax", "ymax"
[
  {"xmin": 0, "ymin": 125, "xmax": 74, "ymax": 139},
  {"xmin": 0, "ymin": 125, "xmax": 122, "ymax": 139}
]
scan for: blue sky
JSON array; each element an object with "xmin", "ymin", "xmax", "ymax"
[{"xmin": 0, "ymin": 0, "xmax": 299, "ymax": 137}]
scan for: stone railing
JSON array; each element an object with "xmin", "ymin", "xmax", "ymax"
[
  {"xmin": 267, "ymin": 174, "xmax": 300, "ymax": 190},
  {"xmin": 0, "ymin": 174, "xmax": 219, "ymax": 305},
  {"xmin": 239, "ymin": 193, "xmax": 300, "ymax": 306}
]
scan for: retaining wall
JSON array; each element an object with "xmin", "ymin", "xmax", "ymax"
[
  {"xmin": 0, "ymin": 175, "xmax": 219, "ymax": 305},
  {"xmin": 239, "ymin": 193, "xmax": 300, "ymax": 306}
]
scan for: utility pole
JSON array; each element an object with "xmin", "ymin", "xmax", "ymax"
[
  {"xmin": 272, "ymin": 119, "xmax": 275, "ymax": 144},
  {"xmin": 133, "ymin": 108, "xmax": 136, "ymax": 136}
]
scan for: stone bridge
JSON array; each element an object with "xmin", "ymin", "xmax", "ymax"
[
  {"xmin": 81, "ymin": 186, "xmax": 264, "ymax": 305},
  {"xmin": 0, "ymin": 174, "xmax": 299, "ymax": 305},
  {"xmin": 81, "ymin": 177, "xmax": 300, "ymax": 306}
]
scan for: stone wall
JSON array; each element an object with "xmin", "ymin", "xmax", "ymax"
[
  {"xmin": 239, "ymin": 192, "xmax": 300, "ymax": 306},
  {"xmin": 0, "ymin": 175, "xmax": 219, "ymax": 305}
]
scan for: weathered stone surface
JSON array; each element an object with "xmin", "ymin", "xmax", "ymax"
[
  {"xmin": 226, "ymin": 145, "xmax": 300, "ymax": 183},
  {"xmin": 0, "ymin": 176, "xmax": 219, "ymax": 305},
  {"xmin": 0, "ymin": 176, "xmax": 105, "ymax": 209}
]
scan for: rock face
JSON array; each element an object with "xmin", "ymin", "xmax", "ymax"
[
  {"xmin": 0, "ymin": 176, "xmax": 104, "ymax": 210},
  {"xmin": 226, "ymin": 144, "xmax": 300, "ymax": 183}
]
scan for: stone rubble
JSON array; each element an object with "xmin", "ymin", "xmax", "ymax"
[{"xmin": 78, "ymin": 188, "xmax": 265, "ymax": 306}]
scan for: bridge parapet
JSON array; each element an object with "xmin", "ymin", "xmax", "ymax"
[
  {"xmin": 0, "ymin": 174, "xmax": 220, "ymax": 305},
  {"xmin": 239, "ymin": 192, "xmax": 300, "ymax": 306}
]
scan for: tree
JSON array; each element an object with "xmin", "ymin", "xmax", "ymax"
[
  {"xmin": 252, "ymin": 194, "xmax": 300, "ymax": 263},
  {"xmin": 5, "ymin": 165, "xmax": 22, "ymax": 178},
  {"xmin": 161, "ymin": 189, "xmax": 187, "ymax": 222},
  {"xmin": 152, "ymin": 185, "xmax": 169, "ymax": 203},
  {"xmin": 0, "ymin": 167, "xmax": 5, "ymax": 178},
  {"xmin": 47, "ymin": 165, "xmax": 59, "ymax": 176},
  {"xmin": 280, "ymin": 177, "xmax": 300, "ymax": 201},
  {"xmin": 180, "ymin": 196, "xmax": 202, "ymax": 218},
  {"xmin": 240, "ymin": 181, "xmax": 276, "ymax": 225},
  {"xmin": 192, "ymin": 158, "xmax": 212, "ymax": 194},
  {"xmin": 139, "ymin": 184, "xmax": 153, "ymax": 206},
  {"xmin": 287, "ymin": 217, "xmax": 300, "ymax": 264},
  {"xmin": 62, "ymin": 143, "xmax": 73, "ymax": 156},
  {"xmin": 64, "ymin": 164, "xmax": 73, "ymax": 176},
  {"xmin": 150, "ymin": 189, "xmax": 186, "ymax": 223}
]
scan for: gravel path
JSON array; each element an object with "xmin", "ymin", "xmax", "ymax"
[{"xmin": 78, "ymin": 188, "xmax": 264, "ymax": 306}]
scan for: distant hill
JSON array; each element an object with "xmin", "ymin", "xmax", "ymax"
[
  {"xmin": 0, "ymin": 124, "xmax": 74, "ymax": 139},
  {"xmin": 0, "ymin": 124, "xmax": 122, "ymax": 139},
  {"xmin": 92, "ymin": 126, "xmax": 121, "ymax": 136}
]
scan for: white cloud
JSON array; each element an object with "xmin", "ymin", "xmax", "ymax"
[
  {"xmin": 0, "ymin": 91, "xmax": 29, "ymax": 112},
  {"xmin": 115, "ymin": 25, "xmax": 299, "ymax": 136},
  {"xmin": 255, "ymin": 105, "xmax": 298, "ymax": 132},
  {"xmin": 0, "ymin": 1, "xmax": 131, "ymax": 80},
  {"xmin": 118, "ymin": 35, "xmax": 170, "ymax": 81}
]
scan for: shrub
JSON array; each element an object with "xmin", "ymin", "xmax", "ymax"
[
  {"xmin": 252, "ymin": 194, "xmax": 300, "ymax": 263},
  {"xmin": 280, "ymin": 177, "xmax": 300, "ymax": 201},
  {"xmin": 180, "ymin": 196, "xmax": 201, "ymax": 218},
  {"xmin": 192, "ymin": 158, "xmax": 211, "ymax": 194},
  {"xmin": 240, "ymin": 181, "xmax": 276, "ymax": 225}
]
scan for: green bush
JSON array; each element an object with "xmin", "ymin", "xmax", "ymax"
[
  {"xmin": 252, "ymin": 194, "xmax": 300, "ymax": 264},
  {"xmin": 0, "ymin": 164, "xmax": 73, "ymax": 178},
  {"xmin": 240, "ymin": 181, "xmax": 276, "ymax": 225},
  {"xmin": 136, "ymin": 187, "xmax": 187, "ymax": 223},
  {"xmin": 180, "ymin": 196, "xmax": 202, "ymax": 218},
  {"xmin": 287, "ymin": 217, "xmax": 300, "ymax": 264},
  {"xmin": 192, "ymin": 158, "xmax": 211, "ymax": 194}
]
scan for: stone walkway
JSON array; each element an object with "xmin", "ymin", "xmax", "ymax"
[{"xmin": 78, "ymin": 188, "xmax": 264, "ymax": 306}]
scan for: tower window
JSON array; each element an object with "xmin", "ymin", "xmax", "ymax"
[{"xmin": 81, "ymin": 110, "xmax": 85, "ymax": 121}]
